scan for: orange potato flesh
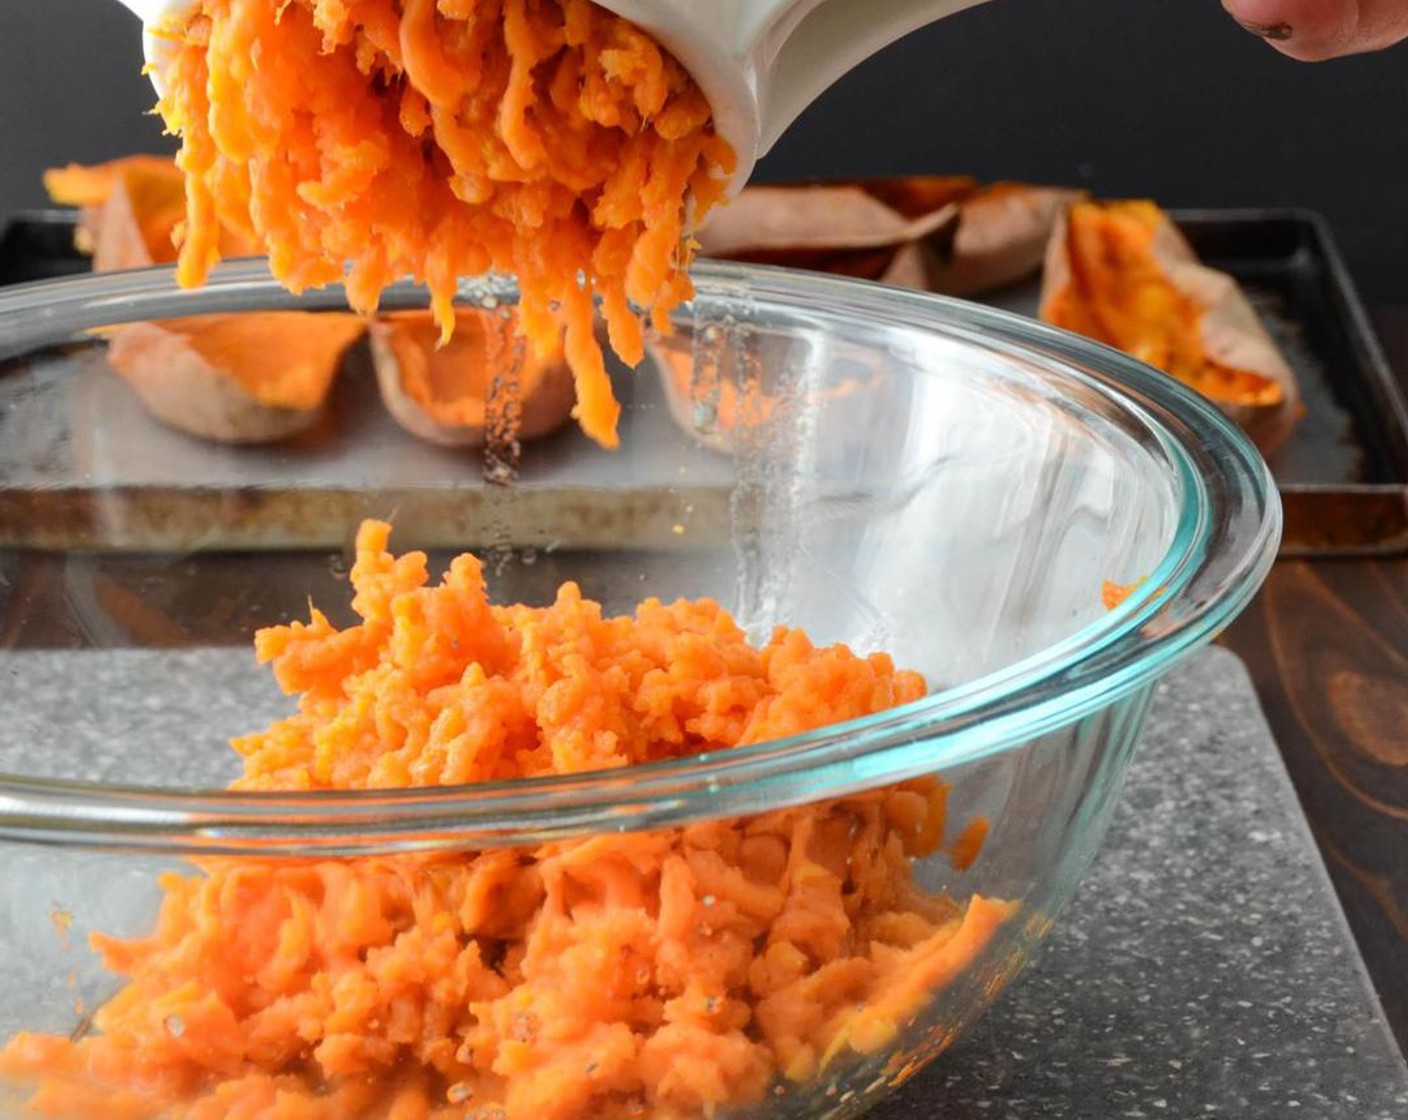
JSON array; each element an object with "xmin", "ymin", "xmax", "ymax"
[
  {"xmin": 371, "ymin": 309, "xmax": 576, "ymax": 446},
  {"xmin": 0, "ymin": 522, "xmax": 1012, "ymax": 1120},
  {"xmin": 1043, "ymin": 200, "xmax": 1284, "ymax": 408}
]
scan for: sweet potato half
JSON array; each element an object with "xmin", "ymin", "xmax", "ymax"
[
  {"xmin": 49, "ymin": 157, "xmax": 361, "ymax": 444},
  {"xmin": 370, "ymin": 309, "xmax": 576, "ymax": 449},
  {"xmin": 1040, "ymin": 199, "xmax": 1300, "ymax": 454}
]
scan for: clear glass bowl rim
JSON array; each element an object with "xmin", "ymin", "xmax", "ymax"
[{"xmin": 0, "ymin": 260, "xmax": 1281, "ymax": 853}]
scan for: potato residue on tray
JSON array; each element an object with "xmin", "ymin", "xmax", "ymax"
[
  {"xmin": 0, "ymin": 522, "xmax": 1013, "ymax": 1120},
  {"xmin": 156, "ymin": 0, "xmax": 736, "ymax": 449}
]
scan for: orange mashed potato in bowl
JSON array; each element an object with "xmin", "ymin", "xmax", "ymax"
[
  {"xmin": 153, "ymin": 0, "xmax": 737, "ymax": 449},
  {"xmin": 0, "ymin": 522, "xmax": 1014, "ymax": 1120}
]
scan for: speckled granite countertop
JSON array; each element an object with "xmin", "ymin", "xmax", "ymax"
[
  {"xmin": 0, "ymin": 646, "xmax": 1404, "ymax": 1118},
  {"xmin": 876, "ymin": 649, "xmax": 1408, "ymax": 1120}
]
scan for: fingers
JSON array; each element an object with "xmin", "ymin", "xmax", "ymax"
[{"xmin": 1222, "ymin": 0, "xmax": 1408, "ymax": 60}]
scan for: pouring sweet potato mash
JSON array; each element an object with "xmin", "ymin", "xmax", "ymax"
[{"xmin": 151, "ymin": 0, "xmax": 736, "ymax": 450}]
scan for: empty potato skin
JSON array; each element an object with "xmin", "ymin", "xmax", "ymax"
[
  {"xmin": 696, "ymin": 178, "xmax": 1085, "ymax": 299},
  {"xmin": 106, "ymin": 322, "xmax": 323, "ymax": 444},
  {"xmin": 45, "ymin": 156, "xmax": 182, "ymax": 268},
  {"xmin": 1167, "ymin": 252, "xmax": 1303, "ymax": 456},
  {"xmin": 50, "ymin": 158, "xmax": 359, "ymax": 445},
  {"xmin": 371, "ymin": 347, "xmax": 476, "ymax": 448},
  {"xmin": 87, "ymin": 181, "xmax": 165, "ymax": 271},
  {"xmin": 48, "ymin": 156, "xmax": 261, "ymax": 272},
  {"xmin": 694, "ymin": 183, "xmax": 961, "ymax": 285},
  {"xmin": 52, "ymin": 165, "xmax": 175, "ymax": 272},
  {"xmin": 104, "ymin": 314, "xmax": 367, "ymax": 444},
  {"xmin": 927, "ymin": 183, "xmax": 1086, "ymax": 297},
  {"xmin": 697, "ymin": 184, "xmax": 961, "ymax": 256},
  {"xmin": 1039, "ymin": 203, "xmax": 1302, "ymax": 456},
  {"xmin": 370, "ymin": 311, "xmax": 577, "ymax": 449},
  {"xmin": 650, "ymin": 335, "xmax": 739, "ymax": 455}
]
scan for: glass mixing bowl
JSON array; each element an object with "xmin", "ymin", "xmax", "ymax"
[{"xmin": 0, "ymin": 260, "xmax": 1278, "ymax": 1120}]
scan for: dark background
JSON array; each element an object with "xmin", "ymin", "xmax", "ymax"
[{"xmin": 3, "ymin": 0, "xmax": 1405, "ymax": 300}]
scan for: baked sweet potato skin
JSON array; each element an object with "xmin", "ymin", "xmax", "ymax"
[
  {"xmin": 46, "ymin": 156, "xmax": 260, "ymax": 270},
  {"xmin": 370, "ymin": 310, "xmax": 576, "ymax": 449},
  {"xmin": 1040, "ymin": 200, "xmax": 1301, "ymax": 455},
  {"xmin": 48, "ymin": 157, "xmax": 362, "ymax": 445},
  {"xmin": 105, "ymin": 313, "xmax": 366, "ymax": 444},
  {"xmin": 696, "ymin": 177, "xmax": 1079, "ymax": 298},
  {"xmin": 927, "ymin": 182, "xmax": 1085, "ymax": 297},
  {"xmin": 695, "ymin": 182, "xmax": 960, "ymax": 288}
]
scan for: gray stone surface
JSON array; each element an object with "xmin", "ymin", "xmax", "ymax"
[
  {"xmin": 0, "ymin": 646, "xmax": 1404, "ymax": 1117},
  {"xmin": 0, "ymin": 646, "xmax": 282, "ymax": 788},
  {"xmin": 880, "ymin": 649, "xmax": 1408, "ymax": 1119}
]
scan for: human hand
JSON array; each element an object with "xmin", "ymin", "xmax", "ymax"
[{"xmin": 1222, "ymin": 0, "xmax": 1408, "ymax": 59}]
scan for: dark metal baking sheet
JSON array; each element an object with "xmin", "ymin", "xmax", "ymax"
[
  {"xmin": 1176, "ymin": 209, "xmax": 1408, "ymax": 559},
  {"xmin": 0, "ymin": 332, "xmax": 737, "ymax": 554},
  {"xmin": 2, "ymin": 206, "xmax": 1406, "ymax": 557},
  {"xmin": 0, "ymin": 209, "xmax": 87, "ymax": 287}
]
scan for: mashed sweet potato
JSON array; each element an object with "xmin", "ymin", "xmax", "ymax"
[
  {"xmin": 155, "ymin": 0, "xmax": 736, "ymax": 449},
  {"xmin": 0, "ymin": 522, "xmax": 1012, "ymax": 1120}
]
